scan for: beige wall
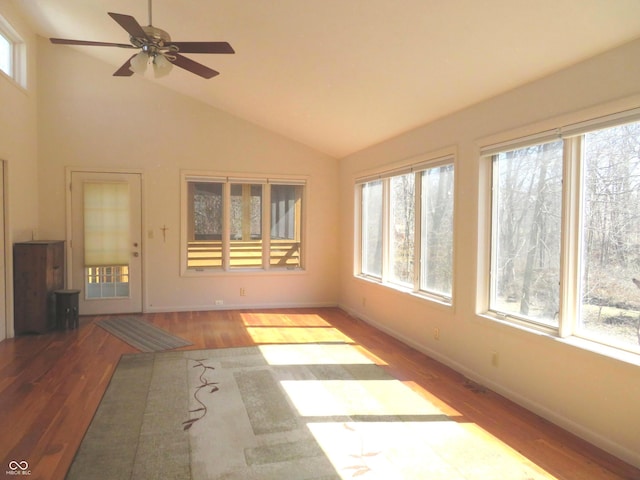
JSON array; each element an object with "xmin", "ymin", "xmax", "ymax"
[
  {"xmin": 0, "ymin": 2, "xmax": 38, "ymax": 241},
  {"xmin": 338, "ymin": 39, "xmax": 640, "ymax": 467},
  {"xmin": 36, "ymin": 38, "xmax": 339, "ymax": 311},
  {"xmin": 0, "ymin": 2, "xmax": 39, "ymax": 340}
]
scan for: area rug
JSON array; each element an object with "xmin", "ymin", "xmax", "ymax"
[
  {"xmin": 97, "ymin": 316, "xmax": 192, "ymax": 352},
  {"xmin": 66, "ymin": 344, "xmax": 552, "ymax": 479}
]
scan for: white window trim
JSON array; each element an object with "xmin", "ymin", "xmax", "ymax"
[
  {"xmin": 180, "ymin": 171, "xmax": 307, "ymax": 276},
  {"xmin": 354, "ymin": 149, "xmax": 456, "ymax": 306},
  {"xmin": 0, "ymin": 15, "xmax": 26, "ymax": 89},
  {"xmin": 479, "ymin": 105, "xmax": 640, "ymax": 357}
]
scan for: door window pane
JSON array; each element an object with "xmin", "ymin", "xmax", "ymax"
[
  {"xmin": 389, "ymin": 173, "xmax": 415, "ymax": 287},
  {"xmin": 361, "ymin": 180, "xmax": 383, "ymax": 278},
  {"xmin": 86, "ymin": 266, "xmax": 129, "ymax": 298},
  {"xmin": 579, "ymin": 121, "xmax": 640, "ymax": 349},
  {"xmin": 490, "ymin": 141, "xmax": 563, "ymax": 326},
  {"xmin": 420, "ymin": 164, "xmax": 454, "ymax": 297}
]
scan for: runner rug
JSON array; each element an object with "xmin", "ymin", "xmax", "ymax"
[
  {"xmin": 66, "ymin": 344, "xmax": 551, "ymax": 479},
  {"xmin": 97, "ymin": 317, "xmax": 192, "ymax": 352}
]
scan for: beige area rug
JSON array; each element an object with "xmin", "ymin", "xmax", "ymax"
[{"xmin": 66, "ymin": 344, "xmax": 553, "ymax": 479}]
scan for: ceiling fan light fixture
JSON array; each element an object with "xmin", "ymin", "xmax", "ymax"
[
  {"xmin": 49, "ymin": 7, "xmax": 234, "ymax": 79},
  {"xmin": 153, "ymin": 53, "xmax": 173, "ymax": 78},
  {"xmin": 130, "ymin": 51, "xmax": 149, "ymax": 74}
]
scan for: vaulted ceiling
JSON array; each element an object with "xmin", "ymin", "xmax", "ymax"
[{"xmin": 13, "ymin": 0, "xmax": 640, "ymax": 158}]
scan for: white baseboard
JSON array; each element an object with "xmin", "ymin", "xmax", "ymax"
[
  {"xmin": 338, "ymin": 303, "xmax": 640, "ymax": 470},
  {"xmin": 144, "ymin": 301, "xmax": 338, "ymax": 313}
]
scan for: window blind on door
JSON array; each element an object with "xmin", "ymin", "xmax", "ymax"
[{"xmin": 83, "ymin": 182, "xmax": 130, "ymax": 266}]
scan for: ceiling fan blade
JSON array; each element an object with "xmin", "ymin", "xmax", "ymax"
[
  {"xmin": 171, "ymin": 53, "xmax": 219, "ymax": 79},
  {"xmin": 167, "ymin": 42, "xmax": 235, "ymax": 54},
  {"xmin": 108, "ymin": 12, "xmax": 149, "ymax": 40},
  {"xmin": 50, "ymin": 38, "xmax": 135, "ymax": 49},
  {"xmin": 113, "ymin": 55, "xmax": 136, "ymax": 76}
]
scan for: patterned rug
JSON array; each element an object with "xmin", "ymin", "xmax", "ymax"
[
  {"xmin": 66, "ymin": 344, "xmax": 552, "ymax": 479},
  {"xmin": 97, "ymin": 317, "xmax": 192, "ymax": 352}
]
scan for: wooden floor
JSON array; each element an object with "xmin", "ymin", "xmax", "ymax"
[{"xmin": 1, "ymin": 308, "xmax": 638, "ymax": 480}]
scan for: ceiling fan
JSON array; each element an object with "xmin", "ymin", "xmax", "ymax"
[{"xmin": 49, "ymin": 0, "xmax": 234, "ymax": 79}]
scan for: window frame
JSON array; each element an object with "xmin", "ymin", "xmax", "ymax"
[
  {"xmin": 355, "ymin": 153, "xmax": 455, "ymax": 305},
  {"xmin": 181, "ymin": 172, "xmax": 306, "ymax": 275},
  {"xmin": 481, "ymin": 107, "xmax": 640, "ymax": 356},
  {"xmin": 0, "ymin": 15, "xmax": 26, "ymax": 88}
]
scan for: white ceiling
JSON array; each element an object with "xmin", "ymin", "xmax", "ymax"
[{"xmin": 12, "ymin": 0, "xmax": 640, "ymax": 158}]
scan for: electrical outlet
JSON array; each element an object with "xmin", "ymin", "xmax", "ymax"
[
  {"xmin": 362, "ymin": 297, "xmax": 367, "ymax": 307},
  {"xmin": 214, "ymin": 299, "xmax": 223, "ymax": 306},
  {"xmin": 433, "ymin": 328, "xmax": 440, "ymax": 340},
  {"xmin": 240, "ymin": 288, "xmax": 246, "ymax": 296}
]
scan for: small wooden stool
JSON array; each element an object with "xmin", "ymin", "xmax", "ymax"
[{"xmin": 54, "ymin": 289, "xmax": 81, "ymax": 330}]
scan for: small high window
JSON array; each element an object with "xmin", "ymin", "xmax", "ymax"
[
  {"xmin": 0, "ymin": 31, "xmax": 11, "ymax": 77},
  {"xmin": 0, "ymin": 16, "xmax": 25, "ymax": 87}
]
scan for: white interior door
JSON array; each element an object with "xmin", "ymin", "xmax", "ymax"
[{"xmin": 71, "ymin": 171, "xmax": 142, "ymax": 315}]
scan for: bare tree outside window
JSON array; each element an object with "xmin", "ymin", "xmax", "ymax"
[
  {"xmin": 491, "ymin": 141, "xmax": 563, "ymax": 326},
  {"xmin": 579, "ymin": 122, "xmax": 640, "ymax": 349},
  {"xmin": 389, "ymin": 173, "xmax": 415, "ymax": 287},
  {"xmin": 420, "ymin": 165, "xmax": 454, "ymax": 297}
]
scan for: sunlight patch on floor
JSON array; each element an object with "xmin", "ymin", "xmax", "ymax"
[
  {"xmin": 307, "ymin": 421, "xmax": 558, "ymax": 480},
  {"xmin": 247, "ymin": 326, "xmax": 355, "ymax": 344}
]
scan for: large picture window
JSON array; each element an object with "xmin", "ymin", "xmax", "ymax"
[
  {"xmin": 183, "ymin": 175, "xmax": 304, "ymax": 272},
  {"xmin": 357, "ymin": 156, "xmax": 455, "ymax": 303},
  {"xmin": 486, "ymin": 113, "xmax": 640, "ymax": 354}
]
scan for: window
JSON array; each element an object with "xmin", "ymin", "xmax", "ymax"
[
  {"xmin": 270, "ymin": 184, "xmax": 303, "ymax": 267},
  {"xmin": 357, "ymin": 156, "xmax": 455, "ymax": 303},
  {"xmin": 230, "ymin": 183, "xmax": 263, "ymax": 268},
  {"xmin": 361, "ymin": 180, "xmax": 383, "ymax": 278},
  {"xmin": 0, "ymin": 16, "xmax": 25, "ymax": 86},
  {"xmin": 578, "ymin": 123, "xmax": 640, "ymax": 349},
  {"xmin": 389, "ymin": 173, "xmax": 415, "ymax": 287},
  {"xmin": 0, "ymin": 31, "xmax": 10, "ymax": 77},
  {"xmin": 486, "ymin": 112, "xmax": 640, "ymax": 354},
  {"xmin": 420, "ymin": 164, "xmax": 454, "ymax": 296},
  {"xmin": 490, "ymin": 140, "xmax": 564, "ymax": 326},
  {"xmin": 183, "ymin": 175, "xmax": 304, "ymax": 272},
  {"xmin": 83, "ymin": 182, "xmax": 131, "ymax": 299}
]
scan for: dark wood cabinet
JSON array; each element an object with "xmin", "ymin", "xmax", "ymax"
[{"xmin": 13, "ymin": 241, "xmax": 65, "ymax": 334}]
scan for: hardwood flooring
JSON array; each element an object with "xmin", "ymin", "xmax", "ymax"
[{"xmin": 0, "ymin": 308, "xmax": 638, "ymax": 480}]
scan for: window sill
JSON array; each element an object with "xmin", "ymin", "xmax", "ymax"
[
  {"xmin": 558, "ymin": 335, "xmax": 640, "ymax": 367},
  {"xmin": 477, "ymin": 312, "xmax": 640, "ymax": 367},
  {"xmin": 355, "ymin": 274, "xmax": 453, "ymax": 309},
  {"xmin": 182, "ymin": 267, "xmax": 306, "ymax": 277},
  {"xmin": 0, "ymin": 68, "xmax": 27, "ymax": 93}
]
